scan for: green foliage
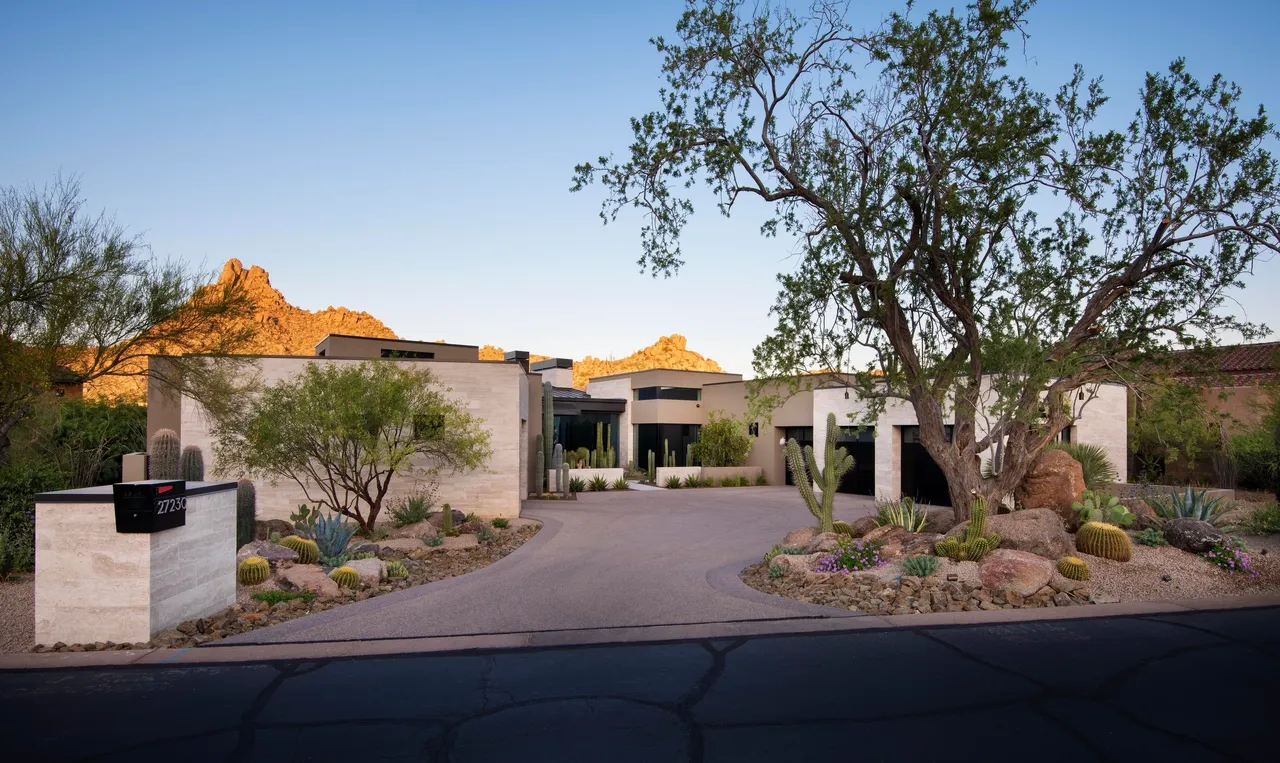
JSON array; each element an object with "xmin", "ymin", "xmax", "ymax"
[
  {"xmin": 935, "ymin": 495, "xmax": 1001, "ymax": 562},
  {"xmin": 236, "ymin": 479, "xmax": 256, "ymax": 549},
  {"xmin": 1151, "ymin": 487, "xmax": 1226, "ymax": 521},
  {"xmin": 386, "ymin": 560, "xmax": 409, "ymax": 580},
  {"xmin": 279, "ymin": 535, "xmax": 319, "ymax": 564},
  {"xmin": 1230, "ymin": 429, "xmax": 1277, "ymax": 491},
  {"xmin": 717, "ymin": 477, "xmax": 736, "ymax": 487},
  {"xmin": 237, "ymin": 556, "xmax": 270, "ymax": 586},
  {"xmin": 268, "ymin": 531, "xmax": 281, "ymax": 544},
  {"xmin": 664, "ymin": 475, "xmax": 683, "ymax": 489},
  {"xmin": 784, "ymin": 414, "xmax": 854, "ymax": 533},
  {"xmin": 311, "ymin": 511, "xmax": 357, "ymax": 562},
  {"xmin": 16, "ymin": 397, "xmax": 146, "ymax": 488},
  {"xmin": 423, "ymin": 535, "xmax": 444, "ymax": 547},
  {"xmin": 1057, "ymin": 556, "xmax": 1091, "ymax": 581},
  {"xmin": 575, "ymin": 0, "xmax": 1280, "ymax": 522},
  {"xmin": 816, "ymin": 536, "xmax": 886, "ymax": 573},
  {"xmin": 902, "ymin": 555, "xmax": 941, "ymax": 577},
  {"xmin": 1133, "ymin": 528, "xmax": 1168, "ymax": 546},
  {"xmin": 568, "ymin": 476, "xmax": 587, "ymax": 493},
  {"xmin": 700, "ymin": 477, "xmax": 714, "ymax": 487},
  {"xmin": 690, "ymin": 410, "xmax": 754, "ymax": 467},
  {"xmin": 1130, "ymin": 381, "xmax": 1223, "ymax": 480},
  {"xmin": 179, "ymin": 445, "xmax": 205, "ymax": 481},
  {"xmin": 1076, "ymin": 522, "xmax": 1133, "ymax": 562},
  {"xmin": 755, "ymin": 474, "xmax": 768, "ymax": 486},
  {"xmin": 388, "ymin": 489, "xmax": 437, "ymax": 528},
  {"xmin": 289, "ymin": 504, "xmax": 319, "ymax": 539},
  {"xmin": 1071, "ymin": 490, "xmax": 1134, "ymax": 527},
  {"xmin": 0, "ymin": 460, "xmax": 63, "ymax": 551},
  {"xmin": 441, "ymin": 502, "xmax": 454, "ymax": 535},
  {"xmin": 210, "ymin": 361, "xmax": 493, "ymax": 533},
  {"xmin": 251, "ymin": 589, "xmax": 315, "ymax": 606},
  {"xmin": 588, "ymin": 475, "xmax": 610, "ymax": 492},
  {"xmin": 149, "ymin": 429, "xmax": 181, "ymax": 480},
  {"xmin": 832, "ymin": 520, "xmax": 854, "ymax": 536},
  {"xmin": 876, "ymin": 498, "xmax": 927, "ymax": 532},
  {"xmin": 768, "ymin": 562, "xmax": 786, "ymax": 579},
  {"xmin": 737, "ymin": 475, "xmax": 751, "ymax": 486},
  {"xmin": 612, "ymin": 476, "xmax": 630, "ymax": 491},
  {"xmin": 764, "ymin": 544, "xmax": 806, "ymax": 564},
  {"xmin": 491, "ymin": 517, "xmax": 510, "ymax": 529},
  {"xmin": 476, "ymin": 526, "xmax": 496, "ymax": 543},
  {"xmin": 1046, "ymin": 442, "xmax": 1117, "ymax": 491},
  {"xmin": 1238, "ymin": 503, "xmax": 1280, "ymax": 535},
  {"xmin": 329, "ymin": 566, "xmax": 360, "ymax": 589}
]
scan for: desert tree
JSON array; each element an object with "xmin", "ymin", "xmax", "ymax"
[
  {"xmin": 572, "ymin": 0, "xmax": 1280, "ymax": 517},
  {"xmin": 210, "ymin": 361, "xmax": 493, "ymax": 534},
  {"xmin": 0, "ymin": 174, "xmax": 255, "ymax": 459}
]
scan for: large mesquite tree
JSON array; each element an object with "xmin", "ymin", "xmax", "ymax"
[{"xmin": 573, "ymin": 0, "xmax": 1280, "ymax": 518}]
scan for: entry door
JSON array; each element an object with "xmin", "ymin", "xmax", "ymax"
[
  {"xmin": 899, "ymin": 425, "xmax": 953, "ymax": 506},
  {"xmin": 836, "ymin": 427, "xmax": 875, "ymax": 496}
]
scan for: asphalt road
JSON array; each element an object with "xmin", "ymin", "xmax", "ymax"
[
  {"xmin": 219, "ymin": 487, "xmax": 879, "ymax": 644},
  {"xmin": 2, "ymin": 607, "xmax": 1276, "ymax": 762}
]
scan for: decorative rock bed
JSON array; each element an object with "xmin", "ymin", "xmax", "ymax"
[{"xmin": 28, "ymin": 521, "xmax": 540, "ymax": 653}]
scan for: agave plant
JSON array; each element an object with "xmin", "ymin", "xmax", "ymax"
[
  {"xmin": 588, "ymin": 475, "xmax": 611, "ymax": 492},
  {"xmin": 876, "ymin": 497, "xmax": 927, "ymax": 532},
  {"xmin": 611, "ymin": 477, "xmax": 630, "ymax": 490},
  {"xmin": 664, "ymin": 474, "xmax": 684, "ymax": 489},
  {"xmin": 683, "ymin": 474, "xmax": 701, "ymax": 488},
  {"xmin": 1152, "ymin": 487, "xmax": 1226, "ymax": 521},
  {"xmin": 312, "ymin": 511, "xmax": 358, "ymax": 562},
  {"xmin": 567, "ymin": 476, "xmax": 587, "ymax": 493}
]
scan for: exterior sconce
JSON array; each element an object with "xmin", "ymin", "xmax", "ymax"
[
  {"xmin": 778, "ymin": 437, "xmax": 786, "ymax": 446},
  {"xmin": 844, "ymin": 389, "xmax": 850, "ymax": 399}
]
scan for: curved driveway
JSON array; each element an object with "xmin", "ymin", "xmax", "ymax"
[{"xmin": 222, "ymin": 487, "xmax": 878, "ymax": 644}]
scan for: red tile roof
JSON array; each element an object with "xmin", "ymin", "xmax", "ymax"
[{"xmin": 1172, "ymin": 341, "xmax": 1280, "ymax": 385}]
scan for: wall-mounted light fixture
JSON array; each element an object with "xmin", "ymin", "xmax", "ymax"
[{"xmin": 778, "ymin": 437, "xmax": 786, "ymax": 446}]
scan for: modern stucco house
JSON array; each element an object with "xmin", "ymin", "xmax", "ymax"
[{"xmin": 146, "ymin": 334, "xmax": 1128, "ymax": 518}]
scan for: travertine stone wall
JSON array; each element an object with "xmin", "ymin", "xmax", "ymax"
[
  {"xmin": 180, "ymin": 358, "xmax": 525, "ymax": 521},
  {"xmin": 34, "ymin": 486, "xmax": 236, "ymax": 645}
]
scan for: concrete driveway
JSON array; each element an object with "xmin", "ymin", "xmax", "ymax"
[{"xmin": 222, "ymin": 487, "xmax": 878, "ymax": 644}]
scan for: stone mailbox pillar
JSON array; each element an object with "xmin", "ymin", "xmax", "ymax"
[{"xmin": 33, "ymin": 481, "xmax": 238, "ymax": 645}]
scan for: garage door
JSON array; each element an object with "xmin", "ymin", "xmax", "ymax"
[
  {"xmin": 837, "ymin": 426, "xmax": 875, "ymax": 495},
  {"xmin": 900, "ymin": 425, "xmax": 952, "ymax": 506},
  {"xmin": 782, "ymin": 427, "xmax": 812, "ymax": 486}
]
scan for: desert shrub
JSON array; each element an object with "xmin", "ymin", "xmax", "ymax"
[
  {"xmin": 1238, "ymin": 503, "xmax": 1280, "ymax": 535},
  {"xmin": 690, "ymin": 410, "xmax": 754, "ymax": 466},
  {"xmin": 476, "ymin": 526, "xmax": 496, "ymax": 543},
  {"xmin": 568, "ymin": 477, "xmax": 587, "ymax": 493},
  {"xmin": 664, "ymin": 475, "xmax": 683, "ymax": 489},
  {"xmin": 737, "ymin": 475, "xmax": 751, "ymax": 486},
  {"xmin": 1133, "ymin": 527, "xmax": 1168, "ymax": 546},
  {"xmin": 718, "ymin": 477, "xmax": 737, "ymax": 487},
  {"xmin": 814, "ymin": 537, "xmax": 886, "ymax": 574},
  {"xmin": 612, "ymin": 477, "xmax": 630, "ymax": 490},
  {"xmin": 902, "ymin": 554, "xmax": 941, "ymax": 577},
  {"xmin": 423, "ymin": 534, "xmax": 444, "ymax": 547},
  {"xmin": 755, "ymin": 474, "xmax": 768, "ymax": 486},
  {"xmin": 1045, "ymin": 441, "xmax": 1118, "ymax": 490},
  {"xmin": 1203, "ymin": 537, "xmax": 1258, "ymax": 577},
  {"xmin": 768, "ymin": 563, "xmax": 786, "ymax": 578},
  {"xmin": 388, "ymin": 488, "xmax": 437, "ymax": 528},
  {"xmin": 683, "ymin": 474, "xmax": 700, "ymax": 488},
  {"xmin": 588, "ymin": 475, "xmax": 610, "ymax": 492},
  {"xmin": 491, "ymin": 518, "xmax": 510, "ymax": 529},
  {"xmin": 251, "ymin": 590, "xmax": 315, "ymax": 606},
  {"xmin": 1231, "ymin": 430, "xmax": 1277, "ymax": 490},
  {"xmin": 701, "ymin": 478, "xmax": 714, "ymax": 487}
]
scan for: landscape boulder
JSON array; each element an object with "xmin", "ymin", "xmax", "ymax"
[
  {"xmin": 429, "ymin": 509, "xmax": 467, "ymax": 528},
  {"xmin": 345, "ymin": 558, "xmax": 387, "ymax": 586},
  {"xmin": 945, "ymin": 507, "xmax": 1072, "ymax": 560},
  {"xmin": 1014, "ymin": 449, "xmax": 1085, "ymax": 526},
  {"xmin": 859, "ymin": 526, "xmax": 942, "ymax": 558},
  {"xmin": 847, "ymin": 516, "xmax": 880, "ymax": 538},
  {"xmin": 770, "ymin": 553, "xmax": 824, "ymax": 574},
  {"xmin": 254, "ymin": 519, "xmax": 294, "ymax": 541},
  {"xmin": 277, "ymin": 565, "xmax": 340, "ymax": 598},
  {"xmin": 923, "ymin": 508, "xmax": 956, "ymax": 534},
  {"xmin": 979, "ymin": 549, "xmax": 1054, "ymax": 597},
  {"xmin": 804, "ymin": 532, "xmax": 842, "ymax": 554},
  {"xmin": 349, "ymin": 542, "xmax": 381, "ymax": 557},
  {"xmin": 236, "ymin": 540, "xmax": 298, "ymax": 567},
  {"xmin": 1163, "ymin": 518, "xmax": 1225, "ymax": 553},
  {"xmin": 782, "ymin": 526, "xmax": 820, "ymax": 548},
  {"xmin": 378, "ymin": 538, "xmax": 428, "ymax": 554},
  {"xmin": 388, "ymin": 520, "xmax": 438, "ymax": 539},
  {"xmin": 1126, "ymin": 498, "xmax": 1162, "ymax": 531}
]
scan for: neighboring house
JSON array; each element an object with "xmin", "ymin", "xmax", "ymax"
[{"xmin": 1171, "ymin": 341, "xmax": 1280, "ymax": 432}]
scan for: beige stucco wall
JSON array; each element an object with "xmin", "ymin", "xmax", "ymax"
[
  {"xmin": 35, "ymin": 486, "xmax": 237, "ymax": 645},
  {"xmin": 814, "ymin": 379, "xmax": 1129, "ymax": 501},
  {"xmin": 177, "ymin": 358, "xmax": 526, "ymax": 522},
  {"xmin": 315, "ymin": 335, "xmax": 480, "ymax": 361},
  {"xmin": 702, "ymin": 379, "xmax": 816, "ymax": 486},
  {"xmin": 146, "ymin": 356, "xmax": 182, "ymax": 438}
]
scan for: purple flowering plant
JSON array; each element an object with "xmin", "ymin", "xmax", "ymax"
[
  {"xmin": 814, "ymin": 537, "xmax": 886, "ymax": 574},
  {"xmin": 1202, "ymin": 536, "xmax": 1258, "ymax": 578}
]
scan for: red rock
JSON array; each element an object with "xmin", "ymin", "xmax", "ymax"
[
  {"xmin": 1014, "ymin": 449, "xmax": 1085, "ymax": 526},
  {"xmin": 979, "ymin": 549, "xmax": 1054, "ymax": 597}
]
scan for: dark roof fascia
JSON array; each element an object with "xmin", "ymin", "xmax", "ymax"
[{"xmin": 314, "ymin": 333, "xmax": 480, "ymax": 349}]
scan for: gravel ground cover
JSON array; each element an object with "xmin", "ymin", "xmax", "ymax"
[
  {"xmin": 14, "ymin": 523, "xmax": 539, "ymax": 654},
  {"xmin": 0, "ymin": 576, "xmax": 33, "ymax": 653}
]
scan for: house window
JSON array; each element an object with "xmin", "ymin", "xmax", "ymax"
[
  {"xmin": 748, "ymin": 422, "xmax": 760, "ymax": 437},
  {"xmin": 382, "ymin": 348, "xmax": 435, "ymax": 359},
  {"xmin": 633, "ymin": 386, "xmax": 701, "ymax": 401},
  {"xmin": 1056, "ymin": 426, "xmax": 1072, "ymax": 443}
]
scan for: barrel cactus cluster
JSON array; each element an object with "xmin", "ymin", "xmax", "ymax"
[
  {"xmin": 935, "ymin": 495, "xmax": 1001, "ymax": 562},
  {"xmin": 280, "ymin": 535, "xmax": 320, "ymax": 564},
  {"xmin": 1057, "ymin": 556, "xmax": 1091, "ymax": 581},
  {"xmin": 1076, "ymin": 521, "xmax": 1133, "ymax": 562}
]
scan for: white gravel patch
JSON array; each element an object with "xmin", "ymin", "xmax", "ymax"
[
  {"xmin": 0, "ymin": 578, "xmax": 34, "ymax": 653},
  {"xmin": 1083, "ymin": 540, "xmax": 1280, "ymax": 601}
]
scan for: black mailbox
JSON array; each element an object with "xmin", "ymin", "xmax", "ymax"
[{"xmin": 113, "ymin": 480, "xmax": 188, "ymax": 533}]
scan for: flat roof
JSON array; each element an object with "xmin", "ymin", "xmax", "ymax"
[
  {"xmin": 531, "ymin": 358, "xmax": 573, "ymax": 371},
  {"xmin": 314, "ymin": 333, "xmax": 480, "ymax": 349},
  {"xmin": 587, "ymin": 367, "xmax": 743, "ymax": 383}
]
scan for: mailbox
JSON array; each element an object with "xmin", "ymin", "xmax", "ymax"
[{"xmin": 113, "ymin": 480, "xmax": 188, "ymax": 533}]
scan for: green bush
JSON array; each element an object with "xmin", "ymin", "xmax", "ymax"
[
  {"xmin": 476, "ymin": 526, "xmax": 496, "ymax": 543},
  {"xmin": 1239, "ymin": 503, "xmax": 1280, "ymax": 535},
  {"xmin": 1133, "ymin": 527, "xmax": 1168, "ymax": 546},
  {"xmin": 755, "ymin": 474, "xmax": 768, "ymax": 486},
  {"xmin": 612, "ymin": 477, "xmax": 630, "ymax": 490},
  {"xmin": 388, "ymin": 490, "xmax": 437, "ymax": 528},
  {"xmin": 683, "ymin": 474, "xmax": 700, "ymax": 488},
  {"xmin": 20, "ymin": 398, "xmax": 146, "ymax": 488},
  {"xmin": 691, "ymin": 410, "xmax": 754, "ymax": 467},
  {"xmin": 1232, "ymin": 431, "xmax": 1277, "ymax": 490},
  {"xmin": 491, "ymin": 518, "xmax": 510, "ymax": 529},
  {"xmin": 903, "ymin": 554, "xmax": 941, "ymax": 577},
  {"xmin": 250, "ymin": 590, "xmax": 315, "ymax": 606},
  {"xmin": 423, "ymin": 535, "xmax": 444, "ymax": 547}
]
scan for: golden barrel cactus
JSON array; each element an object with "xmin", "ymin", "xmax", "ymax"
[
  {"xmin": 1057, "ymin": 556, "xmax": 1091, "ymax": 581},
  {"xmin": 1076, "ymin": 522, "xmax": 1132, "ymax": 562},
  {"xmin": 330, "ymin": 566, "xmax": 360, "ymax": 589},
  {"xmin": 237, "ymin": 556, "xmax": 270, "ymax": 586},
  {"xmin": 280, "ymin": 535, "xmax": 320, "ymax": 565}
]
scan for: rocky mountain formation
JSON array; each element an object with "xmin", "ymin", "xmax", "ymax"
[{"xmin": 85, "ymin": 260, "xmax": 720, "ymax": 398}]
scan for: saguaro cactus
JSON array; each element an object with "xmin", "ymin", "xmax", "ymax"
[
  {"xmin": 180, "ymin": 445, "xmax": 205, "ymax": 481},
  {"xmin": 542, "ymin": 381, "xmax": 555, "ymax": 467},
  {"xmin": 647, "ymin": 450, "xmax": 656, "ymax": 482},
  {"xmin": 784, "ymin": 413, "xmax": 853, "ymax": 533},
  {"xmin": 148, "ymin": 429, "xmax": 181, "ymax": 480},
  {"xmin": 535, "ymin": 434, "xmax": 546, "ymax": 495}
]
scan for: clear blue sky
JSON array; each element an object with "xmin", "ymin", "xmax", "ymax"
[{"xmin": 3, "ymin": 0, "xmax": 1278, "ymax": 376}]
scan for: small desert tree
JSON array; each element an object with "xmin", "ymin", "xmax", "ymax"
[
  {"xmin": 211, "ymin": 361, "xmax": 492, "ymax": 534},
  {"xmin": 573, "ymin": 0, "xmax": 1280, "ymax": 518},
  {"xmin": 691, "ymin": 409, "xmax": 755, "ymax": 466}
]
